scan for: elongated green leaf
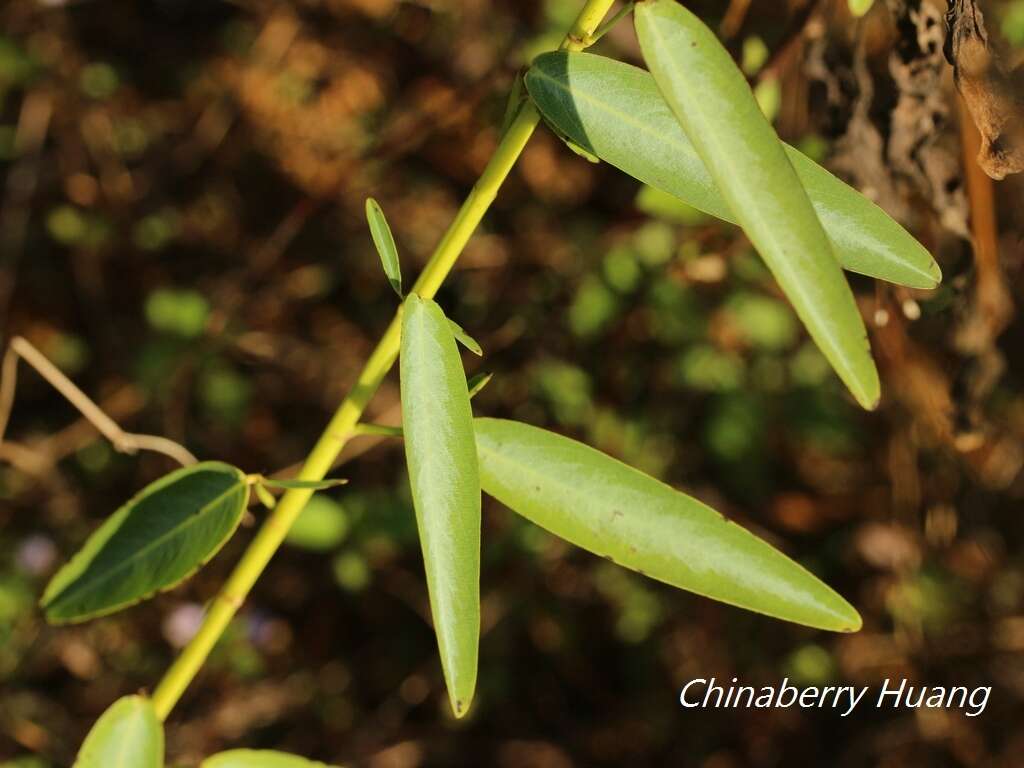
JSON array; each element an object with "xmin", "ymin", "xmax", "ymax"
[
  {"xmin": 475, "ymin": 418, "xmax": 861, "ymax": 632},
  {"xmin": 635, "ymin": 0, "xmax": 878, "ymax": 409},
  {"xmin": 366, "ymin": 198, "xmax": 402, "ymax": 298},
  {"xmin": 42, "ymin": 461, "xmax": 249, "ymax": 623},
  {"xmin": 524, "ymin": 51, "xmax": 941, "ymax": 291},
  {"xmin": 73, "ymin": 696, "xmax": 163, "ymax": 768},
  {"xmin": 447, "ymin": 318, "xmax": 483, "ymax": 356},
  {"xmin": 202, "ymin": 750, "xmax": 338, "ymax": 768},
  {"xmin": 400, "ymin": 294, "xmax": 481, "ymax": 718}
]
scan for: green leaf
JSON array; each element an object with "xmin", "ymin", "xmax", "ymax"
[
  {"xmin": 366, "ymin": 198, "xmax": 402, "ymax": 298},
  {"xmin": 73, "ymin": 696, "xmax": 163, "ymax": 768},
  {"xmin": 202, "ymin": 750, "xmax": 338, "ymax": 768},
  {"xmin": 524, "ymin": 51, "xmax": 941, "ymax": 291},
  {"xmin": 475, "ymin": 418, "xmax": 862, "ymax": 632},
  {"xmin": 634, "ymin": 0, "xmax": 879, "ymax": 409},
  {"xmin": 400, "ymin": 294, "xmax": 481, "ymax": 718},
  {"xmin": 258, "ymin": 478, "xmax": 348, "ymax": 491},
  {"xmin": 447, "ymin": 318, "xmax": 483, "ymax": 356},
  {"xmin": 41, "ymin": 462, "xmax": 249, "ymax": 623}
]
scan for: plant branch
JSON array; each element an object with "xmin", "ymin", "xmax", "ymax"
[
  {"xmin": 0, "ymin": 337, "xmax": 197, "ymax": 468},
  {"xmin": 149, "ymin": 0, "xmax": 619, "ymax": 721}
]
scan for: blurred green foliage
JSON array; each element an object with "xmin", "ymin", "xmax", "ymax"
[{"xmin": 145, "ymin": 290, "xmax": 210, "ymax": 339}]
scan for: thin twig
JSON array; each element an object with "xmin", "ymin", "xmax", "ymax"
[
  {"xmin": 721, "ymin": 0, "xmax": 752, "ymax": 38},
  {"xmin": 0, "ymin": 343, "xmax": 17, "ymax": 442},
  {"xmin": 956, "ymin": 96, "xmax": 1013, "ymax": 345},
  {"xmin": 0, "ymin": 336, "xmax": 198, "ymax": 467},
  {"xmin": 757, "ymin": 0, "xmax": 823, "ymax": 83}
]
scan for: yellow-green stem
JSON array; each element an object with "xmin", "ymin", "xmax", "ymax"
[{"xmin": 150, "ymin": 0, "xmax": 618, "ymax": 721}]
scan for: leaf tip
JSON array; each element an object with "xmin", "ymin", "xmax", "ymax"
[
  {"xmin": 902, "ymin": 250, "xmax": 943, "ymax": 290},
  {"xmin": 834, "ymin": 604, "xmax": 863, "ymax": 633},
  {"xmin": 814, "ymin": 588, "xmax": 862, "ymax": 633},
  {"xmin": 450, "ymin": 693, "xmax": 474, "ymax": 720},
  {"xmin": 858, "ymin": 391, "xmax": 881, "ymax": 412},
  {"xmin": 847, "ymin": 361, "xmax": 881, "ymax": 412}
]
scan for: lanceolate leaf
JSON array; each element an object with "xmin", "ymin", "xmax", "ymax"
[
  {"xmin": 524, "ymin": 51, "xmax": 941, "ymax": 290},
  {"xmin": 73, "ymin": 696, "xmax": 163, "ymax": 768},
  {"xmin": 202, "ymin": 750, "xmax": 338, "ymax": 768},
  {"xmin": 366, "ymin": 197, "xmax": 402, "ymax": 298},
  {"xmin": 42, "ymin": 462, "xmax": 249, "ymax": 623},
  {"xmin": 400, "ymin": 294, "xmax": 481, "ymax": 718},
  {"xmin": 475, "ymin": 418, "xmax": 862, "ymax": 632},
  {"xmin": 635, "ymin": 0, "xmax": 878, "ymax": 409}
]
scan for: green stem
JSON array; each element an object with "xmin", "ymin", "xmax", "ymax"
[
  {"xmin": 589, "ymin": 2, "xmax": 635, "ymax": 45},
  {"xmin": 150, "ymin": 0, "xmax": 618, "ymax": 722}
]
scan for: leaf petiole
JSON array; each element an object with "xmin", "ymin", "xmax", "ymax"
[
  {"xmin": 585, "ymin": 2, "xmax": 635, "ymax": 46},
  {"xmin": 352, "ymin": 423, "xmax": 404, "ymax": 438}
]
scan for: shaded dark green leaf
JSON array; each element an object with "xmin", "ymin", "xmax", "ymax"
[{"xmin": 42, "ymin": 462, "xmax": 249, "ymax": 623}]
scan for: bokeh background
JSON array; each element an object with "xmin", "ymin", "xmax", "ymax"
[{"xmin": 1, "ymin": 0, "xmax": 1023, "ymax": 765}]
